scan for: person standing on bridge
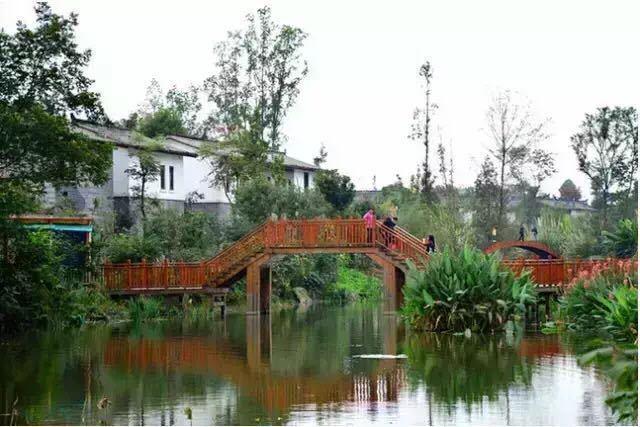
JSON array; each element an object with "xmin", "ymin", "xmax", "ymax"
[
  {"xmin": 363, "ymin": 208, "xmax": 376, "ymax": 243},
  {"xmin": 383, "ymin": 215, "xmax": 396, "ymax": 249},
  {"xmin": 531, "ymin": 225, "xmax": 538, "ymax": 240},
  {"xmin": 518, "ymin": 224, "xmax": 526, "ymax": 241},
  {"xmin": 426, "ymin": 235, "xmax": 436, "ymax": 254}
]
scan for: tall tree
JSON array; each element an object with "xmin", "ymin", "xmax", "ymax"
[
  {"xmin": 136, "ymin": 79, "xmax": 202, "ymax": 137},
  {"xmin": 0, "ymin": 2, "xmax": 104, "ymax": 121},
  {"xmin": 203, "ymin": 6, "xmax": 308, "ymax": 192},
  {"xmin": 472, "ymin": 157, "xmax": 500, "ymax": 241},
  {"xmin": 485, "ymin": 90, "xmax": 554, "ymax": 231},
  {"xmin": 0, "ymin": 2, "xmax": 112, "ymax": 218},
  {"xmin": 571, "ymin": 106, "xmax": 638, "ymax": 224},
  {"xmin": 558, "ymin": 179, "xmax": 582, "ymax": 201},
  {"xmin": 124, "ymin": 137, "xmax": 162, "ymax": 223},
  {"xmin": 409, "ymin": 60, "xmax": 437, "ymax": 201},
  {"xmin": 315, "ymin": 170, "xmax": 356, "ymax": 213},
  {"xmin": 0, "ymin": 3, "xmax": 112, "ymax": 327}
]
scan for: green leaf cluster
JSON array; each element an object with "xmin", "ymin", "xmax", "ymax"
[
  {"xmin": 579, "ymin": 342, "xmax": 638, "ymax": 424},
  {"xmin": 401, "ymin": 246, "xmax": 536, "ymax": 332}
]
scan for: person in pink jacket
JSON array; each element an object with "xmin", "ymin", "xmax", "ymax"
[{"xmin": 363, "ymin": 208, "xmax": 376, "ymax": 243}]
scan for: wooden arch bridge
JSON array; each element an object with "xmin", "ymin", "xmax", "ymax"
[
  {"xmin": 102, "ymin": 219, "xmax": 634, "ymax": 313},
  {"xmin": 104, "ymin": 219, "xmax": 424, "ymax": 313}
]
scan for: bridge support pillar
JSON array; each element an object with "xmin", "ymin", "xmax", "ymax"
[
  {"xmin": 247, "ymin": 259, "xmax": 271, "ymax": 315},
  {"xmin": 383, "ymin": 263, "xmax": 405, "ymax": 314},
  {"xmin": 246, "ymin": 315, "xmax": 271, "ymax": 372}
]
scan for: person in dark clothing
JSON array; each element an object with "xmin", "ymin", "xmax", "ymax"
[
  {"xmin": 426, "ymin": 235, "xmax": 436, "ymax": 254},
  {"xmin": 382, "ymin": 216, "xmax": 396, "ymax": 248},
  {"xmin": 518, "ymin": 224, "xmax": 526, "ymax": 241},
  {"xmin": 531, "ymin": 225, "xmax": 538, "ymax": 241},
  {"xmin": 383, "ymin": 216, "xmax": 396, "ymax": 229}
]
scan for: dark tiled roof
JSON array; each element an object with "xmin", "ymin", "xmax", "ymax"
[{"xmin": 72, "ymin": 120, "xmax": 198, "ymax": 157}]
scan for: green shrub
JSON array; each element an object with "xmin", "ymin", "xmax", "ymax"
[
  {"xmin": 401, "ymin": 247, "xmax": 536, "ymax": 333},
  {"xmin": 559, "ymin": 269, "xmax": 638, "ymax": 340},
  {"xmin": 397, "ymin": 202, "xmax": 476, "ymax": 252},
  {"xmin": 579, "ymin": 342, "xmax": 638, "ymax": 424},
  {"xmin": 101, "ymin": 233, "xmax": 161, "ymax": 263},
  {"xmin": 603, "ymin": 218, "xmax": 638, "ymax": 258},
  {"xmin": 271, "ymin": 254, "xmax": 338, "ymax": 300},
  {"xmin": 325, "ymin": 257, "xmax": 382, "ymax": 302},
  {"xmin": 144, "ymin": 209, "xmax": 224, "ymax": 260},
  {"xmin": 233, "ymin": 177, "xmax": 331, "ymax": 225},
  {"xmin": 537, "ymin": 208, "xmax": 599, "ymax": 258},
  {"xmin": 127, "ymin": 296, "xmax": 164, "ymax": 322},
  {"xmin": 593, "ymin": 286, "xmax": 638, "ymax": 343}
]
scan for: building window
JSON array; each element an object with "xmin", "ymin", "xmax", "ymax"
[
  {"xmin": 303, "ymin": 172, "xmax": 309, "ymax": 189},
  {"xmin": 160, "ymin": 165, "xmax": 166, "ymax": 190},
  {"xmin": 169, "ymin": 166, "xmax": 174, "ymax": 191}
]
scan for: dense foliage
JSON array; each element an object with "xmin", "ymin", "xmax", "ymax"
[
  {"xmin": 232, "ymin": 177, "xmax": 331, "ymax": 225},
  {"xmin": 555, "ymin": 263, "xmax": 638, "ymax": 423},
  {"xmin": 0, "ymin": 4, "xmax": 113, "ymax": 332},
  {"xmin": 314, "ymin": 169, "xmax": 356, "ymax": 214},
  {"xmin": 324, "ymin": 255, "xmax": 381, "ymax": 302},
  {"xmin": 603, "ymin": 219, "xmax": 638, "ymax": 258},
  {"xmin": 559, "ymin": 265, "xmax": 638, "ymax": 342},
  {"xmin": 579, "ymin": 343, "xmax": 638, "ymax": 424},
  {"xmin": 536, "ymin": 208, "xmax": 599, "ymax": 258},
  {"xmin": 402, "ymin": 247, "xmax": 535, "ymax": 332}
]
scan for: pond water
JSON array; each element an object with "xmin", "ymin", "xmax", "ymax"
[{"xmin": 0, "ymin": 304, "xmax": 617, "ymax": 426}]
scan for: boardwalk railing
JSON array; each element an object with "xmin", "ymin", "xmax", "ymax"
[
  {"xmin": 103, "ymin": 259, "xmax": 207, "ymax": 293},
  {"xmin": 502, "ymin": 258, "xmax": 637, "ymax": 287}
]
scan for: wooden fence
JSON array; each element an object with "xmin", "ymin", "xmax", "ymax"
[{"xmin": 502, "ymin": 258, "xmax": 637, "ymax": 287}]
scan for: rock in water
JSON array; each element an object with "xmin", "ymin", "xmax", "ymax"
[{"xmin": 292, "ymin": 287, "xmax": 312, "ymax": 305}]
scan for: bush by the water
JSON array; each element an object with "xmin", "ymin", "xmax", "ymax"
[
  {"xmin": 579, "ymin": 342, "xmax": 638, "ymax": 424},
  {"xmin": 401, "ymin": 247, "xmax": 535, "ymax": 333},
  {"xmin": 559, "ymin": 265, "xmax": 638, "ymax": 342},
  {"xmin": 324, "ymin": 255, "xmax": 382, "ymax": 302},
  {"xmin": 556, "ymin": 263, "xmax": 638, "ymax": 423}
]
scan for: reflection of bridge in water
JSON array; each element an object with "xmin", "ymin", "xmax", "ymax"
[{"xmin": 103, "ymin": 316, "xmax": 406, "ymax": 412}]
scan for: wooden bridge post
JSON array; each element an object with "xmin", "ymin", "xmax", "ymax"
[
  {"xmin": 246, "ymin": 314, "xmax": 272, "ymax": 372},
  {"xmin": 383, "ymin": 262, "xmax": 405, "ymax": 314},
  {"xmin": 246, "ymin": 256, "xmax": 272, "ymax": 315}
]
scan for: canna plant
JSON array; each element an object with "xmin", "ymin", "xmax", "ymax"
[
  {"xmin": 594, "ymin": 286, "xmax": 638, "ymax": 343},
  {"xmin": 579, "ymin": 341, "xmax": 638, "ymax": 424},
  {"xmin": 401, "ymin": 247, "xmax": 536, "ymax": 333}
]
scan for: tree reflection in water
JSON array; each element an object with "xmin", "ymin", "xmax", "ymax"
[{"xmin": 403, "ymin": 332, "xmax": 534, "ymax": 412}]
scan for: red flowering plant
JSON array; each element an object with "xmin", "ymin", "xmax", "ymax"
[{"xmin": 559, "ymin": 257, "xmax": 637, "ymax": 338}]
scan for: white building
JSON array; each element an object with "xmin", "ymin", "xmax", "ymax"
[{"xmin": 45, "ymin": 120, "xmax": 320, "ymax": 226}]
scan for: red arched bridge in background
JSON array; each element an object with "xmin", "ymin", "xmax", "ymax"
[
  {"xmin": 101, "ymin": 219, "xmax": 635, "ymax": 313},
  {"xmin": 484, "ymin": 240, "xmax": 561, "ymax": 259}
]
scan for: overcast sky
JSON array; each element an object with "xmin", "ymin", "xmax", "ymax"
[{"xmin": 2, "ymin": 0, "xmax": 638, "ymax": 197}]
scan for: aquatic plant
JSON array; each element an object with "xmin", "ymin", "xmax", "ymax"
[
  {"xmin": 401, "ymin": 247, "xmax": 535, "ymax": 332},
  {"xmin": 559, "ymin": 266, "xmax": 638, "ymax": 341},
  {"xmin": 579, "ymin": 342, "xmax": 638, "ymax": 424},
  {"xmin": 127, "ymin": 296, "xmax": 163, "ymax": 322}
]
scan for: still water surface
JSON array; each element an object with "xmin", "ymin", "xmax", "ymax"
[{"xmin": 0, "ymin": 304, "xmax": 616, "ymax": 425}]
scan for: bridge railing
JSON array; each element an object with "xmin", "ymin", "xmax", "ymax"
[
  {"xmin": 375, "ymin": 222, "xmax": 428, "ymax": 266},
  {"xmin": 264, "ymin": 219, "xmax": 371, "ymax": 248},
  {"xmin": 502, "ymin": 258, "xmax": 637, "ymax": 286},
  {"xmin": 103, "ymin": 259, "xmax": 207, "ymax": 292}
]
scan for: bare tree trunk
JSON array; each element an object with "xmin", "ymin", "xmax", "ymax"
[{"xmin": 498, "ymin": 148, "xmax": 506, "ymax": 233}]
